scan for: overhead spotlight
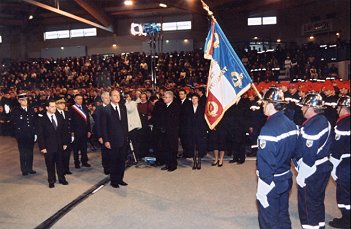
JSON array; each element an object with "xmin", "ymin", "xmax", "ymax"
[
  {"xmin": 60, "ymin": 47, "xmax": 64, "ymax": 50},
  {"xmin": 336, "ymin": 32, "xmax": 340, "ymax": 37},
  {"xmin": 184, "ymin": 39, "xmax": 189, "ymax": 43},
  {"xmin": 28, "ymin": 15, "xmax": 34, "ymax": 20},
  {"xmin": 124, "ymin": 1, "xmax": 133, "ymax": 6},
  {"xmin": 165, "ymin": 40, "xmax": 169, "ymax": 43},
  {"xmin": 253, "ymin": 36, "xmax": 259, "ymax": 40},
  {"xmin": 159, "ymin": 3, "xmax": 167, "ymax": 8},
  {"xmin": 276, "ymin": 38, "xmax": 281, "ymax": 43},
  {"xmin": 112, "ymin": 44, "xmax": 117, "ymax": 47},
  {"xmin": 309, "ymin": 35, "xmax": 314, "ymax": 40}
]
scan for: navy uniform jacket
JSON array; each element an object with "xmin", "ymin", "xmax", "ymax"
[
  {"xmin": 56, "ymin": 110, "xmax": 73, "ymax": 139},
  {"xmin": 11, "ymin": 106, "xmax": 36, "ymax": 140},
  {"xmin": 296, "ymin": 114, "xmax": 332, "ymax": 172},
  {"xmin": 257, "ymin": 111, "xmax": 298, "ymax": 184},
  {"xmin": 331, "ymin": 114, "xmax": 350, "ymax": 160}
]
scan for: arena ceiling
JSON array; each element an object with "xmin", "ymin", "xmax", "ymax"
[{"xmin": 0, "ymin": 0, "xmax": 320, "ymax": 32}]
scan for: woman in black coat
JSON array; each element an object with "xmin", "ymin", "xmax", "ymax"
[{"xmin": 183, "ymin": 93, "xmax": 208, "ymax": 170}]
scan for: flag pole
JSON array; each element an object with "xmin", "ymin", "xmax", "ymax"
[{"xmin": 200, "ymin": 0, "xmax": 263, "ymax": 100}]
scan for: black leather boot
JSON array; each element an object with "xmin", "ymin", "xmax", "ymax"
[{"xmin": 197, "ymin": 156, "xmax": 201, "ymax": 170}]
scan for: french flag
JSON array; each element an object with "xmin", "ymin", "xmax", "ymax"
[{"xmin": 204, "ymin": 20, "xmax": 252, "ymax": 129}]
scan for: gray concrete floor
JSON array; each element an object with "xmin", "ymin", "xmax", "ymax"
[{"xmin": 0, "ymin": 136, "xmax": 340, "ymax": 229}]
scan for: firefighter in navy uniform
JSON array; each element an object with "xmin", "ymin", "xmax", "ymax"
[
  {"xmin": 11, "ymin": 93, "xmax": 37, "ymax": 176},
  {"xmin": 329, "ymin": 96, "xmax": 350, "ymax": 229},
  {"xmin": 256, "ymin": 87, "xmax": 298, "ymax": 229},
  {"xmin": 295, "ymin": 92, "xmax": 333, "ymax": 229}
]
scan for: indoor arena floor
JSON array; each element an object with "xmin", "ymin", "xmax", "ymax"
[{"xmin": 0, "ymin": 136, "xmax": 340, "ymax": 229}]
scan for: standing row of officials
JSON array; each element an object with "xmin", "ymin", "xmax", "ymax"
[
  {"xmin": 9, "ymin": 87, "xmax": 350, "ymax": 228},
  {"xmin": 11, "ymin": 91, "xmax": 129, "ymax": 188}
]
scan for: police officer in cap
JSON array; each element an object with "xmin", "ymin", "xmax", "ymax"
[
  {"xmin": 329, "ymin": 96, "xmax": 350, "ymax": 229},
  {"xmin": 256, "ymin": 87, "xmax": 298, "ymax": 229},
  {"xmin": 11, "ymin": 93, "xmax": 37, "ymax": 176},
  {"xmin": 295, "ymin": 92, "xmax": 333, "ymax": 229}
]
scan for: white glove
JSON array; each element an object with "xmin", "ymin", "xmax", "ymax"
[
  {"xmin": 256, "ymin": 178, "xmax": 275, "ymax": 208},
  {"xmin": 330, "ymin": 156, "xmax": 341, "ymax": 181},
  {"xmin": 296, "ymin": 159, "xmax": 316, "ymax": 188},
  {"xmin": 34, "ymin": 135, "xmax": 37, "ymax": 142},
  {"xmin": 71, "ymin": 136, "xmax": 75, "ymax": 143}
]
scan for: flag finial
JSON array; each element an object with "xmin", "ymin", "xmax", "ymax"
[{"xmin": 201, "ymin": 0, "xmax": 215, "ymax": 20}]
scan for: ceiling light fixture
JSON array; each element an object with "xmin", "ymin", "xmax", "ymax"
[
  {"xmin": 159, "ymin": 3, "xmax": 167, "ymax": 8},
  {"xmin": 124, "ymin": 1, "xmax": 133, "ymax": 6},
  {"xmin": 28, "ymin": 15, "xmax": 34, "ymax": 20}
]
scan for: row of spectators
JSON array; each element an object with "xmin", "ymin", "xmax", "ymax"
[{"xmin": 1, "ymin": 40, "xmax": 349, "ymax": 93}]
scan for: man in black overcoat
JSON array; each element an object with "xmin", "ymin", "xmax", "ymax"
[{"xmin": 159, "ymin": 91, "xmax": 180, "ymax": 172}]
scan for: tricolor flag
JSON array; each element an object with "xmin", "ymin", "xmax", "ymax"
[{"xmin": 204, "ymin": 20, "xmax": 252, "ymax": 129}]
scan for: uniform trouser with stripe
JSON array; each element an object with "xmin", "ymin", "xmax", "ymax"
[
  {"xmin": 62, "ymin": 144, "xmax": 71, "ymax": 173},
  {"xmin": 298, "ymin": 169, "xmax": 331, "ymax": 229},
  {"xmin": 258, "ymin": 178, "xmax": 292, "ymax": 229},
  {"xmin": 16, "ymin": 138, "xmax": 34, "ymax": 174},
  {"xmin": 336, "ymin": 160, "xmax": 350, "ymax": 218}
]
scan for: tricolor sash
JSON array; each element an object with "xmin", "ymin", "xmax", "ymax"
[{"xmin": 72, "ymin": 104, "xmax": 87, "ymax": 123}]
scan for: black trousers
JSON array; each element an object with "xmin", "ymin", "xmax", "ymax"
[
  {"xmin": 16, "ymin": 138, "xmax": 34, "ymax": 174},
  {"xmin": 109, "ymin": 145, "xmax": 127, "ymax": 185},
  {"xmin": 62, "ymin": 144, "xmax": 72, "ymax": 173},
  {"xmin": 44, "ymin": 150, "xmax": 65, "ymax": 184},
  {"xmin": 100, "ymin": 144, "xmax": 111, "ymax": 173},
  {"xmin": 73, "ymin": 136, "xmax": 88, "ymax": 165}
]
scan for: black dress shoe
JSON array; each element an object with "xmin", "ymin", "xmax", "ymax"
[
  {"xmin": 59, "ymin": 180, "xmax": 68, "ymax": 185},
  {"xmin": 82, "ymin": 163, "xmax": 91, "ymax": 167},
  {"xmin": 229, "ymin": 159, "xmax": 237, "ymax": 164},
  {"xmin": 75, "ymin": 164, "xmax": 81, "ymax": 169},
  {"xmin": 22, "ymin": 172, "xmax": 28, "ymax": 176},
  {"xmin": 167, "ymin": 167, "xmax": 177, "ymax": 172},
  {"xmin": 161, "ymin": 166, "xmax": 168, "ymax": 171},
  {"xmin": 66, "ymin": 171, "xmax": 72, "ymax": 175},
  {"xmin": 111, "ymin": 183, "xmax": 119, "ymax": 188},
  {"xmin": 118, "ymin": 181, "xmax": 128, "ymax": 186},
  {"xmin": 211, "ymin": 161, "xmax": 218, "ymax": 166},
  {"xmin": 49, "ymin": 183, "xmax": 55, "ymax": 188},
  {"xmin": 218, "ymin": 163, "xmax": 223, "ymax": 167},
  {"xmin": 103, "ymin": 169, "xmax": 110, "ymax": 175},
  {"xmin": 329, "ymin": 217, "xmax": 349, "ymax": 228},
  {"xmin": 29, "ymin": 170, "xmax": 37, "ymax": 174}
]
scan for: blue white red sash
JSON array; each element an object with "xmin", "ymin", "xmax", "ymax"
[{"xmin": 72, "ymin": 105, "xmax": 87, "ymax": 122}]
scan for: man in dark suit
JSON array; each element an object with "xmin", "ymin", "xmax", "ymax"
[
  {"xmin": 93, "ymin": 91, "xmax": 111, "ymax": 175},
  {"xmin": 56, "ymin": 98, "xmax": 73, "ymax": 175},
  {"xmin": 159, "ymin": 91, "xmax": 180, "ymax": 172},
  {"xmin": 37, "ymin": 100, "xmax": 70, "ymax": 188},
  {"xmin": 70, "ymin": 94, "xmax": 92, "ymax": 168},
  {"xmin": 11, "ymin": 93, "xmax": 37, "ymax": 176},
  {"xmin": 101, "ymin": 90, "xmax": 129, "ymax": 188},
  {"xmin": 178, "ymin": 89, "xmax": 192, "ymax": 158}
]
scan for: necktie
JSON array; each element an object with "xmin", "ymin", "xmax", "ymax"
[
  {"xmin": 115, "ymin": 106, "xmax": 121, "ymax": 120},
  {"xmin": 51, "ymin": 115, "xmax": 57, "ymax": 130},
  {"xmin": 60, "ymin": 111, "xmax": 65, "ymax": 119}
]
